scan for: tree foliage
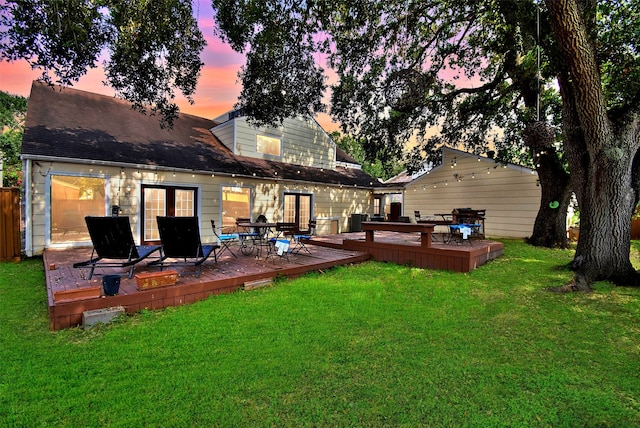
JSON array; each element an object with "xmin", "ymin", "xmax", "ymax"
[
  {"xmin": 0, "ymin": 91, "xmax": 27, "ymax": 187},
  {"xmin": 212, "ymin": 1, "xmax": 327, "ymax": 125},
  {"xmin": 330, "ymin": 131, "xmax": 404, "ymax": 181},
  {"xmin": 0, "ymin": 0, "xmax": 206, "ymax": 126},
  {"xmin": 212, "ymin": 0, "xmax": 572, "ymax": 247},
  {"xmin": 211, "ymin": 1, "xmax": 565, "ymax": 170}
]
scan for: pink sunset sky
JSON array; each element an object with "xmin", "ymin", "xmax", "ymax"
[{"xmin": 0, "ymin": 2, "xmax": 340, "ymax": 132}]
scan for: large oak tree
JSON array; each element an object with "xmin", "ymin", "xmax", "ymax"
[
  {"xmin": 212, "ymin": 0, "xmax": 640, "ymax": 287},
  {"xmin": 545, "ymin": 0, "xmax": 640, "ymax": 288},
  {"xmin": 0, "ymin": 91, "xmax": 27, "ymax": 187},
  {"xmin": 211, "ymin": 0, "xmax": 571, "ymax": 246}
]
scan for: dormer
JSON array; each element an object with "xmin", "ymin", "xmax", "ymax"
[{"xmin": 211, "ymin": 110, "xmax": 337, "ymax": 170}]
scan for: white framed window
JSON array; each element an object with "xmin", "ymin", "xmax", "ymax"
[
  {"xmin": 257, "ymin": 134, "xmax": 282, "ymax": 156},
  {"xmin": 222, "ymin": 186, "xmax": 251, "ymax": 229},
  {"xmin": 50, "ymin": 175, "xmax": 107, "ymax": 244}
]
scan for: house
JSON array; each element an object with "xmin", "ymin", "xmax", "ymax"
[
  {"xmin": 20, "ymin": 82, "xmax": 541, "ymax": 257},
  {"xmin": 398, "ymin": 147, "xmax": 541, "ymax": 238},
  {"xmin": 20, "ymin": 82, "xmax": 379, "ymax": 256}
]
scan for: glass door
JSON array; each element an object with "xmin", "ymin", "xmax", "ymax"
[
  {"xmin": 283, "ymin": 193, "xmax": 312, "ymax": 232},
  {"xmin": 142, "ymin": 185, "xmax": 196, "ymax": 244}
]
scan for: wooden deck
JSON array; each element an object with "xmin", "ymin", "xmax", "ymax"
[
  {"xmin": 43, "ymin": 231, "xmax": 503, "ymax": 330},
  {"xmin": 312, "ymin": 231, "xmax": 504, "ymax": 273}
]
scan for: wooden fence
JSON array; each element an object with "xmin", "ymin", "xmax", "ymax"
[
  {"xmin": 632, "ymin": 218, "xmax": 640, "ymax": 240},
  {"xmin": 0, "ymin": 188, "xmax": 21, "ymax": 261}
]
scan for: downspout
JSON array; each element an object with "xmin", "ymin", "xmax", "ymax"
[{"xmin": 23, "ymin": 158, "xmax": 32, "ymax": 257}]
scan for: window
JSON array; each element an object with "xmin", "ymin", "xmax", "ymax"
[
  {"xmin": 50, "ymin": 175, "xmax": 106, "ymax": 243},
  {"xmin": 257, "ymin": 134, "xmax": 281, "ymax": 156},
  {"xmin": 142, "ymin": 185, "xmax": 196, "ymax": 243},
  {"xmin": 374, "ymin": 197, "xmax": 382, "ymax": 216},
  {"xmin": 143, "ymin": 188, "xmax": 166, "ymax": 241},
  {"xmin": 222, "ymin": 186, "xmax": 251, "ymax": 229},
  {"xmin": 175, "ymin": 189, "xmax": 194, "ymax": 216}
]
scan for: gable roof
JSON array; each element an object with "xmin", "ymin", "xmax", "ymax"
[
  {"xmin": 21, "ymin": 82, "xmax": 378, "ymax": 187},
  {"xmin": 386, "ymin": 147, "xmax": 536, "ymax": 186},
  {"xmin": 335, "ymin": 146, "xmax": 359, "ymax": 165}
]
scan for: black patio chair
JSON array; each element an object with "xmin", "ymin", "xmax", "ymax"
[
  {"xmin": 292, "ymin": 219, "xmax": 316, "ymax": 255},
  {"xmin": 210, "ymin": 219, "xmax": 239, "ymax": 258},
  {"xmin": 267, "ymin": 222, "xmax": 296, "ymax": 262},
  {"xmin": 149, "ymin": 216, "xmax": 219, "ymax": 277},
  {"xmin": 73, "ymin": 216, "xmax": 162, "ymax": 279},
  {"xmin": 252, "ymin": 215, "xmax": 272, "ymax": 258}
]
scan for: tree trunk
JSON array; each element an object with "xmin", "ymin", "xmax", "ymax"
[
  {"xmin": 523, "ymin": 122, "xmax": 571, "ymax": 248},
  {"xmin": 546, "ymin": 0, "xmax": 640, "ymax": 288},
  {"xmin": 571, "ymin": 135, "xmax": 638, "ymax": 286}
]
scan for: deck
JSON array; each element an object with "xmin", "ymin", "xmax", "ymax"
[{"xmin": 43, "ymin": 231, "xmax": 503, "ymax": 330}]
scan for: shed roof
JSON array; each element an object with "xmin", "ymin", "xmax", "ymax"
[{"xmin": 21, "ymin": 82, "xmax": 378, "ymax": 187}]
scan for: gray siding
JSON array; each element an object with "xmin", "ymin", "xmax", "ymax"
[
  {"xmin": 212, "ymin": 116, "xmax": 336, "ymax": 170},
  {"xmin": 24, "ymin": 160, "xmax": 373, "ymax": 255}
]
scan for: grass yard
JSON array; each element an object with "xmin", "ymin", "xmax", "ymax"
[{"xmin": 1, "ymin": 239, "xmax": 639, "ymax": 427}]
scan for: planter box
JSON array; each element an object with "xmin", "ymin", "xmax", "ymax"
[
  {"xmin": 135, "ymin": 270, "xmax": 179, "ymax": 290},
  {"xmin": 54, "ymin": 285, "xmax": 102, "ymax": 302}
]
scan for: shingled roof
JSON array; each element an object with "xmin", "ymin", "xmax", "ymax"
[{"xmin": 22, "ymin": 82, "xmax": 379, "ymax": 187}]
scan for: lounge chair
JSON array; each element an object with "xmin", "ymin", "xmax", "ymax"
[
  {"xmin": 73, "ymin": 216, "xmax": 162, "ymax": 279},
  {"xmin": 149, "ymin": 216, "xmax": 219, "ymax": 277}
]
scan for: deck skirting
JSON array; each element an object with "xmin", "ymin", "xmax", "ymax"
[{"xmin": 336, "ymin": 238, "xmax": 503, "ymax": 273}]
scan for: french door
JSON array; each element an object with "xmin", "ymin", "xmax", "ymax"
[
  {"xmin": 283, "ymin": 193, "xmax": 312, "ymax": 232},
  {"xmin": 142, "ymin": 185, "xmax": 197, "ymax": 244}
]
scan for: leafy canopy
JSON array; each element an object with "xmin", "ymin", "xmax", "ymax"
[
  {"xmin": 212, "ymin": 0, "xmax": 558, "ymax": 171},
  {"xmin": 0, "ymin": 91, "xmax": 27, "ymax": 187},
  {"xmin": 212, "ymin": 0, "xmax": 639, "ymax": 173},
  {"xmin": 0, "ymin": 0, "xmax": 206, "ymax": 127}
]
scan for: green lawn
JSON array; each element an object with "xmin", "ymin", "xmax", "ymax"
[{"xmin": 1, "ymin": 240, "xmax": 639, "ymax": 427}]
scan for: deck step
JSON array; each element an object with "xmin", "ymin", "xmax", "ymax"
[
  {"xmin": 82, "ymin": 306, "xmax": 125, "ymax": 329},
  {"xmin": 243, "ymin": 278, "xmax": 273, "ymax": 291}
]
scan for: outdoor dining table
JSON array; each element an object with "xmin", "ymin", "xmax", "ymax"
[
  {"xmin": 236, "ymin": 222, "xmax": 278, "ymax": 257},
  {"xmin": 417, "ymin": 216, "xmax": 453, "ymax": 242}
]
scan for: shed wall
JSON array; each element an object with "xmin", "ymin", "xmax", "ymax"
[{"xmin": 403, "ymin": 150, "xmax": 540, "ymax": 238}]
